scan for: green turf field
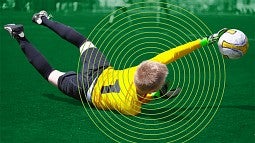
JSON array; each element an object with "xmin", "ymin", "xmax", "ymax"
[{"xmin": 1, "ymin": 5, "xmax": 255, "ymax": 143}]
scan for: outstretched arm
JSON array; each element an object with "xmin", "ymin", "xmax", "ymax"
[
  {"xmin": 150, "ymin": 39, "xmax": 203, "ymax": 64},
  {"xmin": 148, "ymin": 28, "xmax": 228, "ymax": 100},
  {"xmin": 150, "ymin": 28, "xmax": 228, "ymax": 64}
]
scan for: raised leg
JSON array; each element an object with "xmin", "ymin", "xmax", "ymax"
[
  {"xmin": 32, "ymin": 10, "xmax": 87, "ymax": 48},
  {"xmin": 4, "ymin": 24, "xmax": 59, "ymax": 82}
]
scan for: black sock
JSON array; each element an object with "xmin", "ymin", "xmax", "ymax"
[
  {"xmin": 41, "ymin": 17, "xmax": 86, "ymax": 48},
  {"xmin": 17, "ymin": 37, "xmax": 54, "ymax": 80}
]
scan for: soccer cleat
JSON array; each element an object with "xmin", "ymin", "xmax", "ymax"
[
  {"xmin": 4, "ymin": 24, "xmax": 24, "ymax": 38},
  {"xmin": 207, "ymin": 28, "xmax": 228, "ymax": 44},
  {"xmin": 32, "ymin": 10, "xmax": 52, "ymax": 24}
]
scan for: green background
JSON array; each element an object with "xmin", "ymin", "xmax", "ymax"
[{"xmin": 1, "ymin": 0, "xmax": 254, "ymax": 142}]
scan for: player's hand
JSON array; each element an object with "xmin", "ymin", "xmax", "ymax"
[
  {"xmin": 157, "ymin": 82, "xmax": 181, "ymax": 99},
  {"xmin": 207, "ymin": 28, "xmax": 228, "ymax": 44},
  {"xmin": 161, "ymin": 87, "xmax": 181, "ymax": 99}
]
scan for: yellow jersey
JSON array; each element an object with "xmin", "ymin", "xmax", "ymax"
[{"xmin": 91, "ymin": 39, "xmax": 202, "ymax": 115}]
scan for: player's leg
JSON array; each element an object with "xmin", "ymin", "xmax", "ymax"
[
  {"xmin": 109, "ymin": 6, "xmax": 132, "ymax": 24},
  {"xmin": 32, "ymin": 10, "xmax": 86, "ymax": 48},
  {"xmin": 121, "ymin": 7, "xmax": 132, "ymax": 24},
  {"xmin": 109, "ymin": 9, "xmax": 116, "ymax": 24},
  {"xmin": 4, "ymin": 24, "xmax": 64, "ymax": 87}
]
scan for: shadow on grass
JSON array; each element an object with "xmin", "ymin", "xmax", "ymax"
[
  {"xmin": 141, "ymin": 105, "xmax": 255, "ymax": 121},
  {"xmin": 42, "ymin": 93, "xmax": 92, "ymax": 107},
  {"xmin": 42, "ymin": 93, "xmax": 255, "ymax": 120}
]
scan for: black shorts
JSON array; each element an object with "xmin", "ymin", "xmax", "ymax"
[{"xmin": 57, "ymin": 48, "xmax": 110, "ymax": 101}]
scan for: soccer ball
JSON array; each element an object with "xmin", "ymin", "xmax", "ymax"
[{"xmin": 217, "ymin": 29, "xmax": 249, "ymax": 59}]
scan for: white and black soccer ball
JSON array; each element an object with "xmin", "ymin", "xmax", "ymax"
[{"xmin": 217, "ymin": 29, "xmax": 249, "ymax": 59}]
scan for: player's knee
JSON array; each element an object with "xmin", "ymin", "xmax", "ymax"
[{"xmin": 48, "ymin": 70, "xmax": 65, "ymax": 87}]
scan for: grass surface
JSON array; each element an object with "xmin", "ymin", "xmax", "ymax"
[{"xmin": 0, "ymin": 10, "xmax": 254, "ymax": 143}]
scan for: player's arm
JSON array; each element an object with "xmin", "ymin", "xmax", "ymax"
[
  {"xmin": 150, "ymin": 39, "xmax": 202, "ymax": 64},
  {"xmin": 150, "ymin": 28, "xmax": 228, "ymax": 64},
  {"xmin": 139, "ymin": 87, "xmax": 181, "ymax": 104}
]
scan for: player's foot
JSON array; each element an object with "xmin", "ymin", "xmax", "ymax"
[
  {"xmin": 207, "ymin": 28, "xmax": 228, "ymax": 44},
  {"xmin": 32, "ymin": 10, "xmax": 52, "ymax": 24},
  {"xmin": 4, "ymin": 24, "xmax": 24, "ymax": 38}
]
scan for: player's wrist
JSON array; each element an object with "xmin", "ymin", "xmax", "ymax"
[
  {"xmin": 200, "ymin": 38, "xmax": 209, "ymax": 46},
  {"xmin": 202, "ymin": 28, "xmax": 229, "ymax": 46},
  {"xmin": 151, "ymin": 91, "xmax": 161, "ymax": 99}
]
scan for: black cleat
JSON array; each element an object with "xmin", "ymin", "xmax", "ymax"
[
  {"xmin": 4, "ymin": 24, "xmax": 24, "ymax": 38},
  {"xmin": 32, "ymin": 10, "xmax": 52, "ymax": 24}
]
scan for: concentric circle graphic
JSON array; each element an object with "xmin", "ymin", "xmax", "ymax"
[{"xmin": 77, "ymin": 2, "xmax": 226, "ymax": 142}]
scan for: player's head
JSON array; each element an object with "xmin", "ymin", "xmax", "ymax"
[{"xmin": 134, "ymin": 60, "xmax": 168, "ymax": 93}]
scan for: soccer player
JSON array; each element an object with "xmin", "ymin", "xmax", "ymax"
[
  {"xmin": 157, "ymin": 0, "xmax": 171, "ymax": 22},
  {"xmin": 4, "ymin": 10, "xmax": 227, "ymax": 116},
  {"xmin": 108, "ymin": 0, "xmax": 132, "ymax": 24}
]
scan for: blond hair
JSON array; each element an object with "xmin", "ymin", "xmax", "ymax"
[{"xmin": 134, "ymin": 60, "xmax": 168, "ymax": 92}]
